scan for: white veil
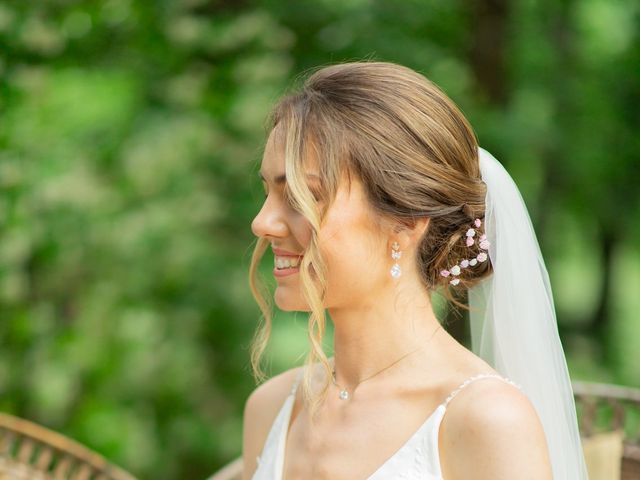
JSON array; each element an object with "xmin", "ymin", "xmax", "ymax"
[{"xmin": 468, "ymin": 147, "xmax": 589, "ymax": 479}]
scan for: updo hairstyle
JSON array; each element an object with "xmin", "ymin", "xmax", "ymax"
[{"xmin": 248, "ymin": 61, "xmax": 492, "ymax": 416}]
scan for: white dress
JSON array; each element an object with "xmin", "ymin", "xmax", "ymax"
[{"xmin": 252, "ymin": 370, "xmax": 523, "ymax": 479}]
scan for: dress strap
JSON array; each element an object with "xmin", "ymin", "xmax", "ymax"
[
  {"xmin": 443, "ymin": 373, "xmax": 522, "ymax": 408},
  {"xmin": 289, "ymin": 367, "xmax": 304, "ymax": 396}
]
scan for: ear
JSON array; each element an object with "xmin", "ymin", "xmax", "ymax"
[{"xmin": 392, "ymin": 217, "xmax": 430, "ymax": 249}]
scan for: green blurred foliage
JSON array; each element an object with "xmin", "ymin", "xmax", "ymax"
[{"xmin": 0, "ymin": 0, "xmax": 638, "ymax": 478}]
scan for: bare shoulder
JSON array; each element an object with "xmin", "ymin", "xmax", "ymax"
[
  {"xmin": 242, "ymin": 366, "xmax": 303, "ymax": 480},
  {"xmin": 439, "ymin": 377, "xmax": 553, "ymax": 480}
]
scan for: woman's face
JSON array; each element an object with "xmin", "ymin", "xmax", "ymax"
[{"xmin": 251, "ymin": 127, "xmax": 391, "ymax": 312}]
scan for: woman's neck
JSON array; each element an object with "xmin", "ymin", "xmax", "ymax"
[{"xmin": 328, "ymin": 284, "xmax": 442, "ymax": 390}]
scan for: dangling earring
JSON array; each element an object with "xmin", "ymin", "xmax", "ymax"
[{"xmin": 390, "ymin": 241, "xmax": 402, "ymax": 278}]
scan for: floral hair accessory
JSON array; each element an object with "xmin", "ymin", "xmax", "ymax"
[{"xmin": 440, "ymin": 218, "xmax": 490, "ymax": 286}]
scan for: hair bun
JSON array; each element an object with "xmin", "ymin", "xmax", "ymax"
[{"xmin": 460, "ymin": 202, "xmax": 474, "ymax": 219}]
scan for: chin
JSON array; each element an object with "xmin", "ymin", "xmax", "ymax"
[{"xmin": 274, "ymin": 290, "xmax": 309, "ymax": 312}]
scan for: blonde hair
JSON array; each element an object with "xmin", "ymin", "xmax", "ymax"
[{"xmin": 248, "ymin": 60, "xmax": 491, "ymax": 419}]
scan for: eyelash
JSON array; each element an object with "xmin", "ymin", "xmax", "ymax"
[{"xmin": 262, "ymin": 190, "xmax": 321, "ymax": 202}]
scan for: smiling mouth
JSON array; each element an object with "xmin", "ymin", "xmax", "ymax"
[{"xmin": 275, "ymin": 256, "xmax": 302, "ymax": 270}]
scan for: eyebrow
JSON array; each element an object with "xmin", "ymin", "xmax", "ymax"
[{"xmin": 259, "ymin": 171, "xmax": 319, "ymax": 184}]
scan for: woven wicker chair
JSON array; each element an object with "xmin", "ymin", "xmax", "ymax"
[
  {"xmin": 573, "ymin": 381, "xmax": 640, "ymax": 480},
  {"xmin": 0, "ymin": 413, "xmax": 137, "ymax": 480},
  {"xmin": 209, "ymin": 381, "xmax": 640, "ymax": 480}
]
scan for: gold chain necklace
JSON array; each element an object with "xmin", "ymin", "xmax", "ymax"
[{"xmin": 331, "ymin": 324, "xmax": 442, "ymax": 400}]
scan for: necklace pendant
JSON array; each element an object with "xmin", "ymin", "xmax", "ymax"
[{"xmin": 339, "ymin": 389, "xmax": 349, "ymax": 400}]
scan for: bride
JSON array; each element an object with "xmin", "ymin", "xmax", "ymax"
[{"xmin": 243, "ymin": 61, "xmax": 588, "ymax": 479}]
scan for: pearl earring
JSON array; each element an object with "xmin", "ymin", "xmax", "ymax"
[{"xmin": 390, "ymin": 241, "xmax": 402, "ymax": 278}]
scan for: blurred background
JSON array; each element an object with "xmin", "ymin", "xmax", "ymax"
[{"xmin": 0, "ymin": 0, "xmax": 638, "ymax": 478}]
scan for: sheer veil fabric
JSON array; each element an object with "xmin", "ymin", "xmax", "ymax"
[{"xmin": 468, "ymin": 148, "xmax": 589, "ymax": 479}]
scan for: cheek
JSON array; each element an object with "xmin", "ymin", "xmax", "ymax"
[
  {"xmin": 290, "ymin": 214, "xmax": 313, "ymax": 247},
  {"xmin": 318, "ymin": 212, "xmax": 386, "ymax": 289}
]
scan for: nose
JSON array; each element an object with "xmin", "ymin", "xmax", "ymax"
[{"xmin": 251, "ymin": 196, "xmax": 288, "ymax": 239}]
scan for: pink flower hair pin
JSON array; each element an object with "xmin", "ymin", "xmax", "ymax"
[{"xmin": 440, "ymin": 218, "xmax": 490, "ymax": 286}]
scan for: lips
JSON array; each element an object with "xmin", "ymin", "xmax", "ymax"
[{"xmin": 272, "ymin": 247, "xmax": 303, "ymax": 257}]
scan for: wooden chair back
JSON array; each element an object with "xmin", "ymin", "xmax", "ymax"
[
  {"xmin": 573, "ymin": 381, "xmax": 640, "ymax": 480},
  {"xmin": 0, "ymin": 413, "xmax": 137, "ymax": 480}
]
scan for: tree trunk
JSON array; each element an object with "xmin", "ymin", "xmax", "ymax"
[
  {"xmin": 589, "ymin": 227, "xmax": 616, "ymax": 364},
  {"xmin": 468, "ymin": 0, "xmax": 510, "ymax": 105}
]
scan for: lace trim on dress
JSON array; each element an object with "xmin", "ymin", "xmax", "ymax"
[{"xmin": 443, "ymin": 372, "xmax": 523, "ymax": 408}]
